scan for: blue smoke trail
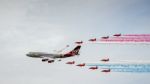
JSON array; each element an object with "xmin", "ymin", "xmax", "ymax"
[
  {"xmin": 109, "ymin": 68, "xmax": 150, "ymax": 73},
  {"xmin": 87, "ymin": 64, "xmax": 150, "ymax": 73}
]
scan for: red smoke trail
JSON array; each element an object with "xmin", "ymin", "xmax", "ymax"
[
  {"xmin": 99, "ymin": 35, "xmax": 150, "ymax": 43},
  {"xmin": 123, "ymin": 34, "xmax": 150, "ymax": 36}
]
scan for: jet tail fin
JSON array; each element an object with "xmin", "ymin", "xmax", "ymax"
[
  {"xmin": 64, "ymin": 45, "xmax": 81, "ymax": 56},
  {"xmin": 71, "ymin": 45, "xmax": 81, "ymax": 55}
]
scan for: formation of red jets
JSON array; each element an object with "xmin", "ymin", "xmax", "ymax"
[
  {"xmin": 35, "ymin": 33, "xmax": 147, "ymax": 74},
  {"xmin": 65, "ymin": 58, "xmax": 111, "ymax": 72},
  {"xmin": 66, "ymin": 33, "xmax": 122, "ymax": 73},
  {"xmin": 74, "ymin": 33, "xmax": 122, "ymax": 45}
]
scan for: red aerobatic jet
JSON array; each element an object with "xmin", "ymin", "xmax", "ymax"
[
  {"xmin": 101, "ymin": 58, "xmax": 109, "ymax": 62},
  {"xmin": 113, "ymin": 33, "xmax": 121, "ymax": 37},
  {"xmin": 89, "ymin": 66, "xmax": 98, "ymax": 70},
  {"xmin": 89, "ymin": 38, "xmax": 96, "ymax": 42},
  {"xmin": 101, "ymin": 69, "xmax": 111, "ymax": 73},
  {"xmin": 76, "ymin": 63, "xmax": 85, "ymax": 67},
  {"xmin": 66, "ymin": 61, "xmax": 75, "ymax": 64},
  {"xmin": 75, "ymin": 41, "xmax": 83, "ymax": 44},
  {"xmin": 101, "ymin": 36, "xmax": 109, "ymax": 39}
]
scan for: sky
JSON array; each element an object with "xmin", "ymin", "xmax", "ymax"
[{"xmin": 0, "ymin": 0, "xmax": 150, "ymax": 84}]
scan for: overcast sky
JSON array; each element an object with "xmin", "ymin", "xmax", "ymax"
[{"xmin": 0, "ymin": 0, "xmax": 150, "ymax": 84}]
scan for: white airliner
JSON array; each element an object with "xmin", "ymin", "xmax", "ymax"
[{"xmin": 26, "ymin": 45, "xmax": 81, "ymax": 63}]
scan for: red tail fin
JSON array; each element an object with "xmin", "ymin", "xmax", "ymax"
[{"xmin": 64, "ymin": 45, "xmax": 81, "ymax": 57}]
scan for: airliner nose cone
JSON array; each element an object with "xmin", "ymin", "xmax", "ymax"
[{"xmin": 26, "ymin": 54, "xmax": 30, "ymax": 56}]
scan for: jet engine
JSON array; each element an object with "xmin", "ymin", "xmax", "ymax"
[
  {"xmin": 48, "ymin": 60, "xmax": 54, "ymax": 63},
  {"xmin": 42, "ymin": 58, "xmax": 49, "ymax": 62}
]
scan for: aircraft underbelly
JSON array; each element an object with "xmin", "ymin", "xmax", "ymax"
[{"xmin": 43, "ymin": 54, "xmax": 63, "ymax": 58}]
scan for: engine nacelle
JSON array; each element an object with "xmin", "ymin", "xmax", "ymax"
[
  {"xmin": 48, "ymin": 60, "xmax": 54, "ymax": 63},
  {"xmin": 42, "ymin": 58, "xmax": 49, "ymax": 62}
]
